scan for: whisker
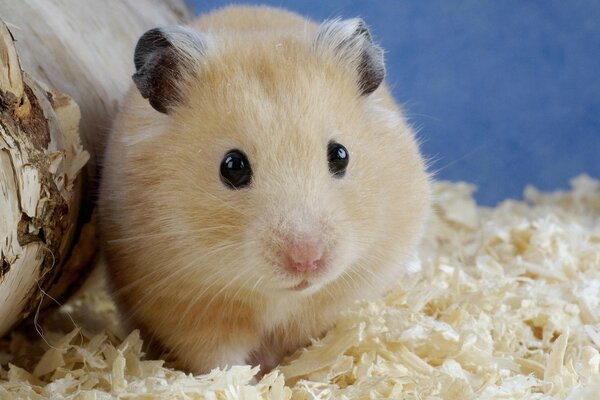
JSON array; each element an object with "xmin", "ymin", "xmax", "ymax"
[
  {"xmin": 111, "ymin": 240, "xmax": 247, "ymax": 297},
  {"xmin": 119, "ymin": 242, "xmax": 248, "ymax": 317},
  {"xmin": 431, "ymin": 140, "xmax": 494, "ymax": 175},
  {"xmin": 176, "ymin": 267, "xmax": 247, "ymax": 328},
  {"xmin": 189, "ymin": 181, "xmax": 250, "ymax": 216},
  {"xmin": 107, "ymin": 225, "xmax": 238, "ymax": 243}
]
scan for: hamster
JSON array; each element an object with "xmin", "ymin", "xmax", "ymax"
[{"xmin": 98, "ymin": 5, "xmax": 431, "ymax": 374}]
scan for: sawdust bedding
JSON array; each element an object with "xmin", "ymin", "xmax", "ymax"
[{"xmin": 1, "ymin": 176, "xmax": 599, "ymax": 399}]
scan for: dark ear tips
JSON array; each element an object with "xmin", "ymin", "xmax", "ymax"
[
  {"xmin": 356, "ymin": 31, "xmax": 385, "ymax": 95},
  {"xmin": 314, "ymin": 18, "xmax": 386, "ymax": 96},
  {"xmin": 353, "ymin": 19, "xmax": 371, "ymax": 42},
  {"xmin": 348, "ymin": 19, "xmax": 385, "ymax": 96},
  {"xmin": 132, "ymin": 26, "xmax": 208, "ymax": 114},
  {"xmin": 132, "ymin": 27, "xmax": 180, "ymax": 114},
  {"xmin": 134, "ymin": 28, "xmax": 168, "ymax": 70}
]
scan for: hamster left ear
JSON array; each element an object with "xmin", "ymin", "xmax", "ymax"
[
  {"xmin": 133, "ymin": 26, "xmax": 209, "ymax": 114},
  {"xmin": 313, "ymin": 18, "xmax": 385, "ymax": 96}
]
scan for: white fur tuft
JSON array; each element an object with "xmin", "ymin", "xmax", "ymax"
[
  {"xmin": 312, "ymin": 18, "xmax": 369, "ymax": 65},
  {"xmin": 312, "ymin": 18, "xmax": 385, "ymax": 95},
  {"xmin": 160, "ymin": 25, "xmax": 213, "ymax": 63}
]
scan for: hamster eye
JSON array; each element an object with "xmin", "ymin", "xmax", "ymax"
[
  {"xmin": 327, "ymin": 142, "xmax": 349, "ymax": 178},
  {"xmin": 220, "ymin": 150, "xmax": 252, "ymax": 189}
]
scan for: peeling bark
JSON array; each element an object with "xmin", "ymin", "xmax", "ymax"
[{"xmin": 0, "ymin": 19, "xmax": 88, "ymax": 336}]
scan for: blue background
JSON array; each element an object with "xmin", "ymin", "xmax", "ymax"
[{"xmin": 188, "ymin": 0, "xmax": 600, "ymax": 205}]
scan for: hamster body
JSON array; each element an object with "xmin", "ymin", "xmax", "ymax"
[{"xmin": 99, "ymin": 5, "xmax": 430, "ymax": 373}]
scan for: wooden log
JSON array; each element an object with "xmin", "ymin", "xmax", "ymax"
[
  {"xmin": 0, "ymin": 0, "xmax": 191, "ymax": 337},
  {"xmin": 0, "ymin": 19, "xmax": 88, "ymax": 335}
]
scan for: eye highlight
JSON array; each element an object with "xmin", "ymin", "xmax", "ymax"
[
  {"xmin": 327, "ymin": 142, "xmax": 349, "ymax": 178},
  {"xmin": 220, "ymin": 149, "xmax": 252, "ymax": 189}
]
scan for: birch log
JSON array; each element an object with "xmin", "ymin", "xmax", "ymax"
[
  {"xmin": 0, "ymin": 1, "xmax": 191, "ymax": 337},
  {"xmin": 0, "ymin": 20, "xmax": 89, "ymax": 335}
]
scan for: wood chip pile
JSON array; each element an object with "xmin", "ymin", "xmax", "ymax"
[{"xmin": 1, "ymin": 176, "xmax": 599, "ymax": 399}]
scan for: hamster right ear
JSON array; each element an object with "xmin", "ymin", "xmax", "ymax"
[
  {"xmin": 132, "ymin": 26, "xmax": 209, "ymax": 114},
  {"xmin": 313, "ymin": 18, "xmax": 385, "ymax": 96}
]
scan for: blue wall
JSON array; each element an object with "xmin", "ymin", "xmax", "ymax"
[{"xmin": 187, "ymin": 1, "xmax": 600, "ymax": 205}]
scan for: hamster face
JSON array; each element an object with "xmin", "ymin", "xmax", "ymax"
[
  {"xmin": 123, "ymin": 40, "xmax": 423, "ymax": 297},
  {"xmin": 100, "ymin": 7, "xmax": 430, "ymax": 373}
]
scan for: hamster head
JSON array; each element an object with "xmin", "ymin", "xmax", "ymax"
[{"xmin": 114, "ymin": 18, "xmax": 430, "ymax": 300}]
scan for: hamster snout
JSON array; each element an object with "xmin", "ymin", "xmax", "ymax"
[
  {"xmin": 283, "ymin": 238, "xmax": 324, "ymax": 273},
  {"xmin": 251, "ymin": 207, "xmax": 346, "ymax": 294},
  {"xmin": 99, "ymin": 5, "xmax": 431, "ymax": 375}
]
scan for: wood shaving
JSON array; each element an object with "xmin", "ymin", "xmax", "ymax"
[{"xmin": 1, "ymin": 176, "xmax": 599, "ymax": 399}]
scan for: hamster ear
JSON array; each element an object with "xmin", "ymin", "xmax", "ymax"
[
  {"xmin": 313, "ymin": 18, "xmax": 385, "ymax": 96},
  {"xmin": 132, "ymin": 26, "xmax": 209, "ymax": 114}
]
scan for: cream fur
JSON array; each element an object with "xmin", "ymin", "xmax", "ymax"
[{"xmin": 99, "ymin": 5, "xmax": 431, "ymax": 374}]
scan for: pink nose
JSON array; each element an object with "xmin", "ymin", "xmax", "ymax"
[{"xmin": 284, "ymin": 239, "xmax": 324, "ymax": 273}]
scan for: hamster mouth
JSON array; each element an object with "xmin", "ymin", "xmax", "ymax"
[{"xmin": 290, "ymin": 280, "xmax": 311, "ymax": 291}]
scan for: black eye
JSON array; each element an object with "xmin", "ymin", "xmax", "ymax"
[
  {"xmin": 327, "ymin": 142, "xmax": 349, "ymax": 178},
  {"xmin": 220, "ymin": 150, "xmax": 252, "ymax": 189}
]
